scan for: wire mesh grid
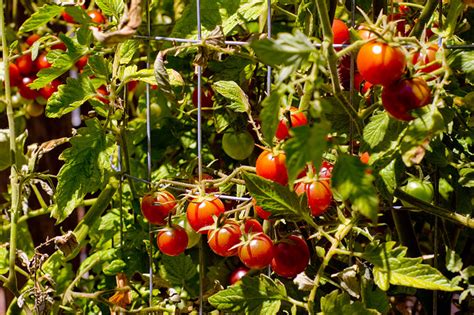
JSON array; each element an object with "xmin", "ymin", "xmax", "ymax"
[{"xmin": 106, "ymin": 0, "xmax": 466, "ymax": 312}]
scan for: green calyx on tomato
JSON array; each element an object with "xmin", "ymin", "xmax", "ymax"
[{"xmin": 222, "ymin": 130, "xmax": 255, "ymax": 160}]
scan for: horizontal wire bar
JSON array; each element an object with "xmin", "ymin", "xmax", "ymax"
[{"xmin": 133, "ymin": 34, "xmax": 474, "ymax": 49}]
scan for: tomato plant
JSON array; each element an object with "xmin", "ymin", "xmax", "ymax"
[
  {"xmin": 186, "ymin": 196, "xmax": 225, "ymax": 234},
  {"xmin": 275, "ymin": 107, "xmax": 308, "ymax": 140},
  {"xmin": 401, "ymin": 178, "xmax": 434, "ymax": 205},
  {"xmin": 381, "ymin": 77, "xmax": 431, "ymax": 121},
  {"xmin": 255, "ymin": 150, "xmax": 288, "ymax": 185},
  {"xmin": 295, "ymin": 179, "xmax": 333, "ymax": 216},
  {"xmin": 356, "ymin": 41, "xmax": 407, "ymax": 86},
  {"xmin": 238, "ymin": 233, "xmax": 274, "ymax": 269},
  {"xmin": 332, "ymin": 19, "xmax": 349, "ymax": 44},
  {"xmin": 35, "ymin": 52, "xmax": 51, "ymax": 70},
  {"xmin": 141, "ymin": 191, "xmax": 177, "ymax": 225},
  {"xmin": 192, "ymin": 87, "xmax": 214, "ymax": 108},
  {"xmin": 207, "ymin": 220, "xmax": 242, "ymax": 256},
  {"xmin": 228, "ymin": 266, "xmax": 250, "ymax": 285},
  {"xmin": 243, "ymin": 218, "xmax": 263, "ymax": 233},
  {"xmin": 15, "ymin": 54, "xmax": 34, "ymax": 75},
  {"xmin": 157, "ymin": 226, "xmax": 189, "ymax": 256},
  {"xmin": 271, "ymin": 235, "xmax": 310, "ymax": 278},
  {"xmin": 222, "ymin": 130, "xmax": 254, "ymax": 160}
]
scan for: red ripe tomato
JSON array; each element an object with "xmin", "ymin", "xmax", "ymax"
[
  {"xmin": 8, "ymin": 63, "xmax": 21, "ymax": 87},
  {"xmin": 357, "ymin": 25, "xmax": 375, "ymax": 40},
  {"xmin": 357, "ymin": 42, "xmax": 406, "ymax": 86},
  {"xmin": 88, "ymin": 10, "xmax": 106, "ymax": 24},
  {"xmin": 360, "ymin": 151, "xmax": 370, "ymax": 165},
  {"xmin": 35, "ymin": 53, "xmax": 51, "ymax": 70},
  {"xmin": 75, "ymin": 55, "xmax": 88, "ymax": 70},
  {"xmin": 412, "ymin": 44, "xmax": 441, "ymax": 74},
  {"xmin": 61, "ymin": 11, "xmax": 76, "ymax": 23},
  {"xmin": 96, "ymin": 86, "xmax": 109, "ymax": 104},
  {"xmin": 207, "ymin": 220, "xmax": 242, "ymax": 257},
  {"xmin": 319, "ymin": 161, "xmax": 334, "ymax": 179},
  {"xmin": 238, "ymin": 233, "xmax": 274, "ymax": 269},
  {"xmin": 295, "ymin": 180, "xmax": 332, "ymax": 216},
  {"xmin": 354, "ymin": 72, "xmax": 373, "ymax": 95},
  {"xmin": 381, "ymin": 77, "xmax": 431, "ymax": 121},
  {"xmin": 255, "ymin": 150, "xmax": 288, "ymax": 186},
  {"xmin": 192, "ymin": 87, "xmax": 214, "ymax": 108},
  {"xmin": 275, "ymin": 107, "xmax": 308, "ymax": 140},
  {"xmin": 16, "ymin": 54, "xmax": 34, "ymax": 75},
  {"xmin": 332, "ymin": 19, "xmax": 350, "ymax": 45},
  {"xmin": 271, "ymin": 235, "xmax": 310, "ymax": 278},
  {"xmin": 39, "ymin": 79, "xmax": 61, "ymax": 100},
  {"xmin": 254, "ymin": 204, "xmax": 271, "ymax": 220},
  {"xmin": 186, "ymin": 196, "xmax": 225, "ymax": 234},
  {"xmin": 127, "ymin": 80, "xmax": 138, "ymax": 92},
  {"xmin": 51, "ymin": 42, "xmax": 67, "ymax": 51},
  {"xmin": 244, "ymin": 218, "xmax": 263, "ymax": 234},
  {"xmin": 141, "ymin": 191, "xmax": 177, "ymax": 225},
  {"xmin": 19, "ymin": 76, "xmax": 38, "ymax": 100},
  {"xmin": 157, "ymin": 226, "xmax": 188, "ymax": 256},
  {"xmin": 25, "ymin": 34, "xmax": 40, "ymax": 46},
  {"xmin": 229, "ymin": 266, "xmax": 250, "ymax": 285}
]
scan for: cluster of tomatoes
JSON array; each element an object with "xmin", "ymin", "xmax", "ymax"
[
  {"xmin": 333, "ymin": 9, "xmax": 441, "ymax": 121},
  {"xmin": 5, "ymin": 9, "xmax": 106, "ymax": 117}
]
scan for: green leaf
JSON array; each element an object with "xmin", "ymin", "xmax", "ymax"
[
  {"xmin": 320, "ymin": 290, "xmax": 379, "ymax": 315},
  {"xmin": 64, "ymin": 6, "xmax": 91, "ymax": 25},
  {"xmin": 19, "ymin": 4, "xmax": 62, "ymax": 33},
  {"xmin": 400, "ymin": 107, "xmax": 445, "ymax": 167},
  {"xmin": 77, "ymin": 27, "xmax": 93, "ymax": 46},
  {"xmin": 0, "ymin": 130, "xmax": 10, "ymax": 171},
  {"xmin": 250, "ymin": 31, "xmax": 315, "ymax": 67},
  {"xmin": 0, "ymin": 246, "xmax": 8, "ymax": 275},
  {"xmin": 284, "ymin": 122, "xmax": 329, "ymax": 185},
  {"xmin": 242, "ymin": 172, "xmax": 316, "ymax": 227},
  {"xmin": 362, "ymin": 241, "xmax": 463, "ymax": 292},
  {"xmin": 222, "ymin": 0, "xmax": 268, "ymax": 34},
  {"xmin": 88, "ymin": 55, "xmax": 111, "ymax": 79},
  {"xmin": 52, "ymin": 119, "xmax": 113, "ymax": 223},
  {"xmin": 29, "ymin": 35, "xmax": 87, "ymax": 89},
  {"xmin": 209, "ymin": 275, "xmax": 286, "ymax": 314},
  {"xmin": 212, "ymin": 81, "xmax": 250, "ymax": 113},
  {"xmin": 363, "ymin": 112, "xmax": 390, "ymax": 149},
  {"xmin": 45, "ymin": 74, "xmax": 96, "ymax": 118},
  {"xmin": 159, "ymin": 254, "xmax": 197, "ymax": 285},
  {"xmin": 95, "ymin": 0, "xmax": 124, "ymax": 19},
  {"xmin": 260, "ymin": 91, "xmax": 281, "ymax": 147},
  {"xmin": 362, "ymin": 282, "xmax": 390, "ymax": 314},
  {"xmin": 119, "ymin": 40, "xmax": 139, "ymax": 65},
  {"xmin": 42, "ymin": 251, "xmax": 74, "ymax": 294},
  {"xmin": 153, "ymin": 52, "xmax": 175, "ymax": 101},
  {"xmin": 445, "ymin": 247, "xmax": 463, "ymax": 273},
  {"xmin": 332, "ymin": 155, "xmax": 379, "ymax": 222}
]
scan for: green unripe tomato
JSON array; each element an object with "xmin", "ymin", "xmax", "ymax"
[
  {"xmin": 401, "ymin": 178, "xmax": 434, "ymax": 206},
  {"xmin": 222, "ymin": 130, "xmax": 254, "ymax": 160}
]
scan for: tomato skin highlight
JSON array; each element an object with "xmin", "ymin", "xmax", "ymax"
[
  {"xmin": 141, "ymin": 191, "xmax": 177, "ymax": 225},
  {"xmin": 275, "ymin": 107, "xmax": 308, "ymax": 140},
  {"xmin": 295, "ymin": 180, "xmax": 332, "ymax": 216},
  {"xmin": 19, "ymin": 76, "xmax": 38, "ymax": 100},
  {"xmin": 207, "ymin": 220, "xmax": 242, "ymax": 257},
  {"xmin": 186, "ymin": 197, "xmax": 225, "ymax": 234},
  {"xmin": 256, "ymin": 150, "xmax": 288, "ymax": 186},
  {"xmin": 244, "ymin": 218, "xmax": 263, "ymax": 234},
  {"xmin": 229, "ymin": 266, "xmax": 250, "ymax": 285},
  {"xmin": 381, "ymin": 77, "xmax": 431, "ymax": 121},
  {"xmin": 271, "ymin": 235, "xmax": 310, "ymax": 278},
  {"xmin": 88, "ymin": 10, "xmax": 106, "ymax": 24},
  {"xmin": 357, "ymin": 42, "xmax": 406, "ymax": 86},
  {"xmin": 238, "ymin": 233, "xmax": 274, "ymax": 269},
  {"xmin": 35, "ymin": 52, "xmax": 52, "ymax": 70},
  {"xmin": 157, "ymin": 226, "xmax": 188, "ymax": 256},
  {"xmin": 412, "ymin": 44, "xmax": 441, "ymax": 74}
]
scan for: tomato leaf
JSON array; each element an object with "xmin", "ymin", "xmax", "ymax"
[
  {"xmin": 363, "ymin": 112, "xmax": 390, "ymax": 149},
  {"xmin": 445, "ymin": 247, "xmax": 463, "ymax": 273},
  {"xmin": 362, "ymin": 282, "xmax": 390, "ymax": 314},
  {"xmin": 64, "ymin": 6, "xmax": 91, "ymax": 25},
  {"xmin": 321, "ymin": 290, "xmax": 379, "ymax": 314},
  {"xmin": 242, "ymin": 172, "xmax": 316, "ymax": 228},
  {"xmin": 212, "ymin": 81, "xmax": 250, "ymax": 113},
  {"xmin": 250, "ymin": 31, "xmax": 315, "ymax": 67},
  {"xmin": 260, "ymin": 91, "xmax": 281, "ymax": 147},
  {"xmin": 159, "ymin": 254, "xmax": 197, "ymax": 285},
  {"xmin": 362, "ymin": 241, "xmax": 463, "ymax": 292},
  {"xmin": 29, "ymin": 35, "xmax": 87, "ymax": 89},
  {"xmin": 332, "ymin": 155, "xmax": 379, "ymax": 222},
  {"xmin": 222, "ymin": 0, "xmax": 268, "ymax": 34},
  {"xmin": 284, "ymin": 122, "xmax": 329, "ymax": 186},
  {"xmin": 153, "ymin": 52, "xmax": 175, "ymax": 101},
  {"xmin": 209, "ymin": 275, "xmax": 286, "ymax": 314},
  {"xmin": 18, "ymin": 4, "xmax": 63, "ymax": 33},
  {"xmin": 51, "ymin": 119, "xmax": 114, "ymax": 223},
  {"xmin": 46, "ymin": 74, "xmax": 96, "ymax": 118},
  {"xmin": 95, "ymin": 0, "xmax": 124, "ymax": 20},
  {"xmin": 41, "ymin": 252, "xmax": 74, "ymax": 294},
  {"xmin": 119, "ymin": 40, "xmax": 139, "ymax": 65},
  {"xmin": 0, "ymin": 247, "xmax": 7, "ymax": 275}
]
